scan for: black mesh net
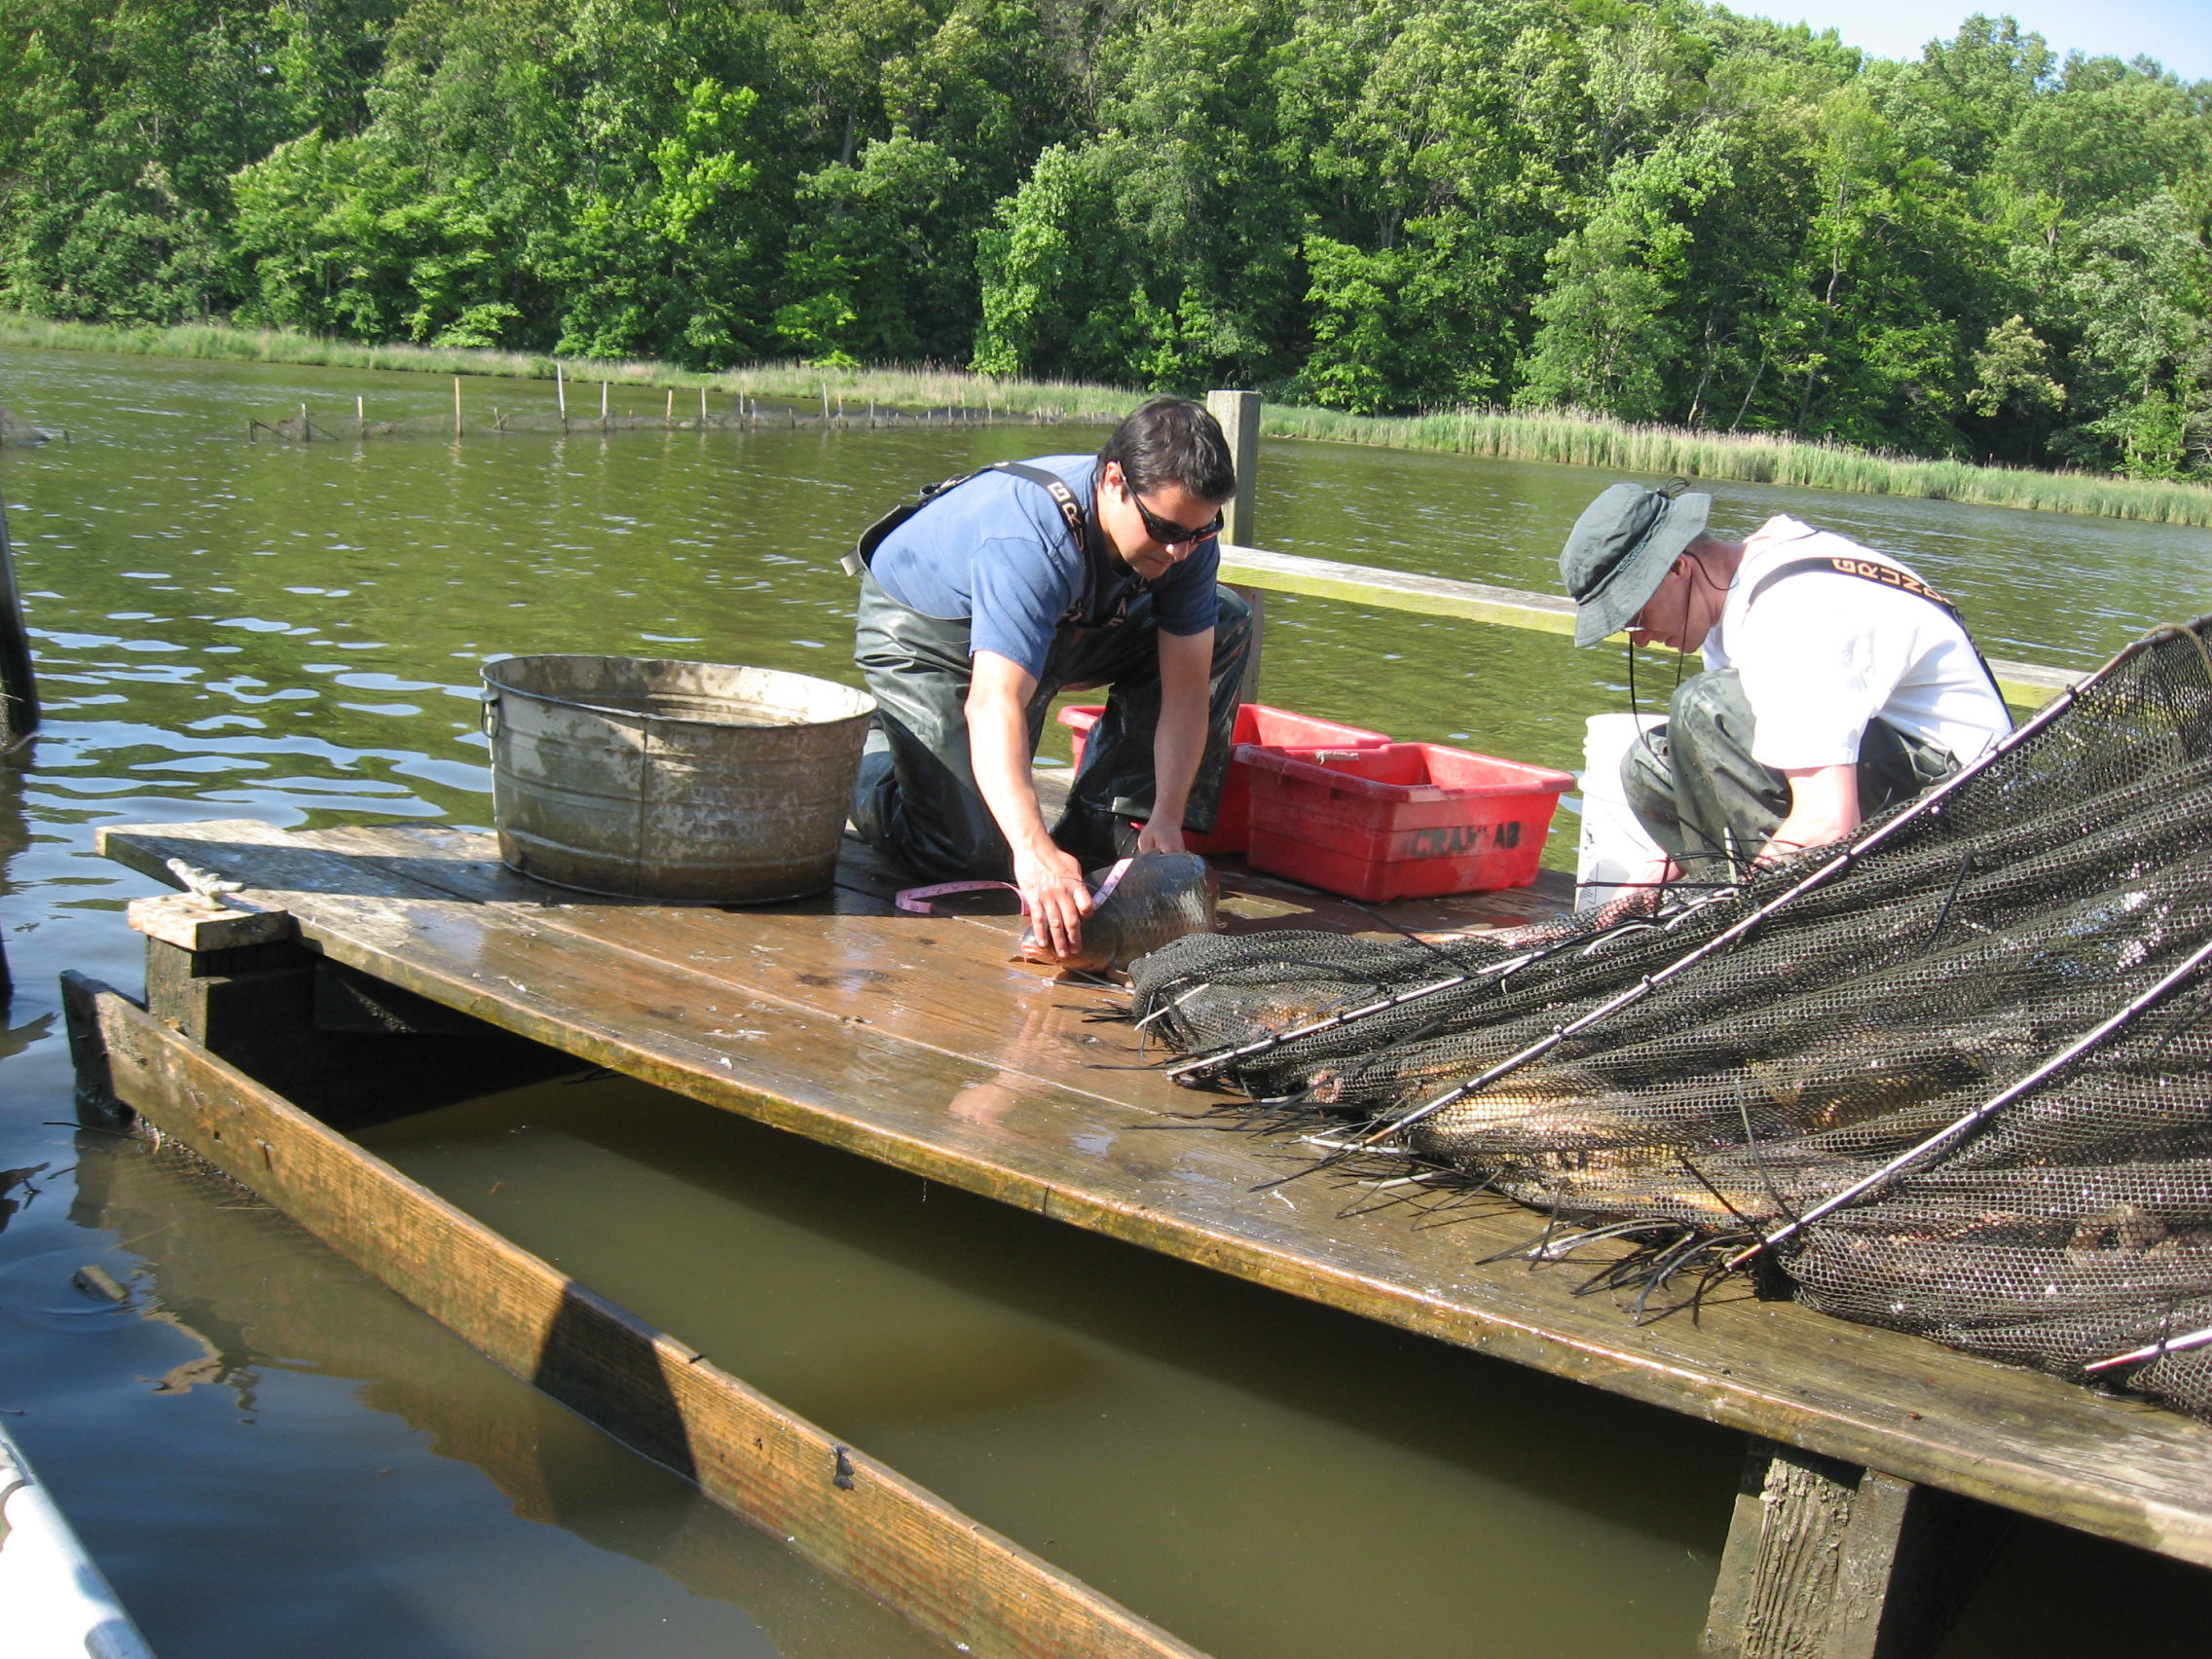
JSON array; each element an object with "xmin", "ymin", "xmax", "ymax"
[
  {"xmin": 0, "ymin": 404, "xmax": 51, "ymax": 446},
  {"xmin": 1134, "ymin": 619, "xmax": 2212, "ymax": 1419}
]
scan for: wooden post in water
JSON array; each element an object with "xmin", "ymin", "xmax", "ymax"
[
  {"xmin": 600, "ymin": 382, "xmax": 609, "ymax": 425},
  {"xmin": 1205, "ymin": 388, "xmax": 1265, "ymax": 704},
  {"xmin": 665, "ymin": 387, "xmax": 675, "ymax": 427},
  {"xmin": 557, "ymin": 365, "xmax": 567, "ymax": 421},
  {"xmin": 699, "ymin": 386, "xmax": 707, "ymax": 424},
  {"xmin": 1700, "ymin": 1438, "xmax": 2009, "ymax": 1659},
  {"xmin": 356, "ymin": 395, "xmax": 365, "ymax": 438},
  {"xmin": 0, "ymin": 487, "xmax": 40, "ymax": 751},
  {"xmin": 453, "ymin": 377, "xmax": 463, "ymax": 437},
  {"xmin": 299, "ymin": 402, "xmax": 311, "ymax": 442}
]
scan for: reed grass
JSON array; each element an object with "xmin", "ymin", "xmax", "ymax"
[
  {"xmin": 6, "ymin": 313, "xmax": 2208, "ymax": 526},
  {"xmin": 1266, "ymin": 404, "xmax": 2212, "ymax": 528}
]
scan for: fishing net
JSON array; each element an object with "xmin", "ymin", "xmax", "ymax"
[
  {"xmin": 0, "ymin": 404, "xmax": 52, "ymax": 446},
  {"xmin": 1134, "ymin": 618, "xmax": 2212, "ymax": 1418},
  {"xmin": 240, "ymin": 402, "xmax": 1023, "ymax": 442}
]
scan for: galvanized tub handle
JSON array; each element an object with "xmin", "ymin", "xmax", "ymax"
[{"xmin": 480, "ymin": 689, "xmax": 500, "ymax": 738}]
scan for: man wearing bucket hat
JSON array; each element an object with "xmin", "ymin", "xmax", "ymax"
[
  {"xmin": 1560, "ymin": 479, "xmax": 2010, "ymax": 897},
  {"xmin": 846, "ymin": 396, "xmax": 1252, "ymax": 959}
]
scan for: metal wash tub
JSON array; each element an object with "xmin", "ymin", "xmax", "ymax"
[{"xmin": 482, "ymin": 655, "xmax": 876, "ymax": 903}]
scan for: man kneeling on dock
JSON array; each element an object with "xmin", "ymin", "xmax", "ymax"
[
  {"xmin": 1560, "ymin": 479, "xmax": 2011, "ymax": 897},
  {"xmin": 847, "ymin": 396, "xmax": 1252, "ymax": 958}
]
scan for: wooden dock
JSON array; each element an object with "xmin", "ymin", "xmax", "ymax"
[{"xmin": 72, "ymin": 812, "xmax": 2212, "ymax": 1659}]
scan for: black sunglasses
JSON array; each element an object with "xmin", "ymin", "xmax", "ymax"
[{"xmin": 1127, "ymin": 489, "xmax": 1223, "ymax": 548}]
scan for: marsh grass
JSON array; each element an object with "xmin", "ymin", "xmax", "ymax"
[{"xmin": 6, "ymin": 313, "xmax": 2208, "ymax": 526}]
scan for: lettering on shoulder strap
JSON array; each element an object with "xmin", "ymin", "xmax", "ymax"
[
  {"xmin": 1747, "ymin": 555, "xmax": 1959, "ymax": 615},
  {"xmin": 987, "ymin": 461, "xmax": 1089, "ymax": 549}
]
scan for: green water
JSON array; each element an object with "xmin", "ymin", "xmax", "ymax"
[{"xmin": 3, "ymin": 345, "xmax": 2211, "ymax": 1657}]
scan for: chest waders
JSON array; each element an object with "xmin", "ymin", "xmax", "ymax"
[{"xmin": 843, "ymin": 463, "xmax": 1253, "ymax": 883}]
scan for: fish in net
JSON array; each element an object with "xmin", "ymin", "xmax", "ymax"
[{"xmin": 1131, "ymin": 618, "xmax": 2212, "ymax": 1419}]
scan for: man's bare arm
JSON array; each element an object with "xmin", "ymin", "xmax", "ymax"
[
  {"xmin": 966, "ymin": 649, "xmax": 1091, "ymax": 956},
  {"xmin": 1140, "ymin": 627, "xmax": 1213, "ymax": 856},
  {"xmin": 1762, "ymin": 761, "xmax": 1860, "ymax": 862}
]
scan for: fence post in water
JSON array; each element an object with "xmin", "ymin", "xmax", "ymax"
[
  {"xmin": 356, "ymin": 394, "xmax": 365, "ymax": 438},
  {"xmin": 454, "ymin": 377, "xmax": 463, "ymax": 437},
  {"xmin": 0, "ymin": 489, "xmax": 40, "ymax": 751},
  {"xmin": 1206, "ymin": 388, "xmax": 1265, "ymax": 704},
  {"xmin": 557, "ymin": 365, "xmax": 567, "ymax": 422}
]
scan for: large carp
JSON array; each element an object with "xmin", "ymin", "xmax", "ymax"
[{"xmin": 1016, "ymin": 852, "xmax": 1220, "ymax": 974}]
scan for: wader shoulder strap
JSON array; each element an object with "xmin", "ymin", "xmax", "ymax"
[
  {"xmin": 992, "ymin": 461, "xmax": 1145, "ymax": 630},
  {"xmin": 988, "ymin": 461, "xmax": 1088, "ymax": 550},
  {"xmin": 839, "ymin": 461, "xmax": 1088, "ymax": 578},
  {"xmin": 1746, "ymin": 553, "xmax": 2010, "ymax": 719},
  {"xmin": 1747, "ymin": 553, "xmax": 1962, "ymax": 615}
]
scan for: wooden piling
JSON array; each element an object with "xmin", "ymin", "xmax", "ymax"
[
  {"xmin": 1205, "ymin": 388, "xmax": 1265, "ymax": 704},
  {"xmin": 665, "ymin": 387, "xmax": 674, "ymax": 427},
  {"xmin": 355, "ymin": 394, "xmax": 364, "ymax": 437},
  {"xmin": 557, "ymin": 365, "xmax": 567, "ymax": 421},
  {"xmin": 600, "ymin": 382, "xmax": 608, "ymax": 425},
  {"xmin": 453, "ymin": 377, "xmax": 463, "ymax": 437},
  {"xmin": 0, "ymin": 487, "xmax": 40, "ymax": 749},
  {"xmin": 1700, "ymin": 1438, "xmax": 2010, "ymax": 1659}
]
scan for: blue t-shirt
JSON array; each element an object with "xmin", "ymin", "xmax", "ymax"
[{"xmin": 869, "ymin": 454, "xmax": 1222, "ymax": 679}]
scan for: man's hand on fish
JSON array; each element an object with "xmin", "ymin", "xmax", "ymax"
[
  {"xmin": 965, "ymin": 650, "xmax": 1094, "ymax": 958},
  {"xmin": 1014, "ymin": 835, "xmax": 1093, "ymax": 959},
  {"xmin": 1134, "ymin": 817, "xmax": 1186, "ymax": 856}
]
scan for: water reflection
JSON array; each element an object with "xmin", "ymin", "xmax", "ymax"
[{"xmin": 57, "ymin": 1124, "xmax": 949, "ymax": 1659}]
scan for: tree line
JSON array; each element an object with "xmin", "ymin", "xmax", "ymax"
[{"xmin": 2, "ymin": 0, "xmax": 2208, "ymax": 476}]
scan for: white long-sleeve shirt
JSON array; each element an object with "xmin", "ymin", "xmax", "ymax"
[{"xmin": 1702, "ymin": 517, "xmax": 2011, "ymax": 770}]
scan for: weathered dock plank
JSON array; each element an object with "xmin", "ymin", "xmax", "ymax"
[
  {"xmin": 96, "ymin": 818, "xmax": 2212, "ymax": 1571},
  {"xmin": 67, "ymin": 975, "xmax": 1205, "ymax": 1659}
]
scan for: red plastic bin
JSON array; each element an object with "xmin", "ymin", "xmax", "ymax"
[
  {"xmin": 1240, "ymin": 742, "xmax": 1575, "ymax": 901},
  {"xmin": 1056, "ymin": 703, "xmax": 1391, "ymax": 855}
]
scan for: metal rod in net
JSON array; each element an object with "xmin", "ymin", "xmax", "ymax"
[
  {"xmin": 1352, "ymin": 621, "xmax": 2195, "ymax": 1156},
  {"xmin": 1161, "ymin": 966, "xmax": 1523, "ymax": 1080},
  {"xmin": 1165, "ymin": 888, "xmax": 1741, "ymax": 1081},
  {"xmin": 2086, "ymin": 1321, "xmax": 2212, "ymax": 1377},
  {"xmin": 1728, "ymin": 934, "xmax": 2212, "ymax": 1268}
]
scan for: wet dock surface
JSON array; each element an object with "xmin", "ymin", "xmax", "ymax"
[{"xmin": 96, "ymin": 816, "xmax": 2212, "ymax": 1575}]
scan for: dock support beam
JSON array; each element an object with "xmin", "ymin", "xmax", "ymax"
[
  {"xmin": 1205, "ymin": 388, "xmax": 1264, "ymax": 705},
  {"xmin": 1702, "ymin": 1437, "xmax": 2010, "ymax": 1659},
  {"xmin": 61, "ymin": 977, "xmax": 1203, "ymax": 1659},
  {"xmin": 129, "ymin": 901, "xmax": 578, "ymax": 1126}
]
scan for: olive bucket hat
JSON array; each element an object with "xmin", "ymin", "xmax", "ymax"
[{"xmin": 1559, "ymin": 479, "xmax": 1712, "ymax": 647}]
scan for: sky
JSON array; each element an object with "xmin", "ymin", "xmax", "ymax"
[{"xmin": 1740, "ymin": 0, "xmax": 2212, "ymax": 81}]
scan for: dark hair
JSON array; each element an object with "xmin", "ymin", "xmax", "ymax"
[{"xmin": 1098, "ymin": 396, "xmax": 1235, "ymax": 503}]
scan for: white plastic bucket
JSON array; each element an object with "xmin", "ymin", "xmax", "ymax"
[{"xmin": 1576, "ymin": 713, "xmax": 1666, "ymax": 909}]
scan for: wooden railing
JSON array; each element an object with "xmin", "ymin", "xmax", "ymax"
[
  {"xmin": 1216, "ymin": 541, "xmax": 2079, "ymax": 711},
  {"xmin": 1199, "ymin": 388, "xmax": 2081, "ymax": 713}
]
